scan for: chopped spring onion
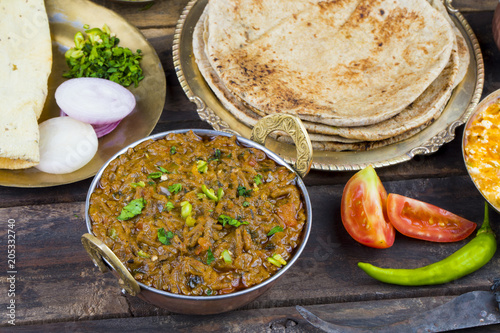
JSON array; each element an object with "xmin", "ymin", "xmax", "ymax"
[
  {"xmin": 268, "ymin": 253, "xmax": 287, "ymax": 267},
  {"xmin": 221, "ymin": 250, "xmax": 232, "ymax": 264}
]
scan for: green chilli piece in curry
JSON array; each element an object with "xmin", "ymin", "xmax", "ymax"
[{"xmin": 89, "ymin": 131, "xmax": 307, "ymax": 296}]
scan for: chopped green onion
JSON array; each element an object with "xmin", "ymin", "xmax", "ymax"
[
  {"xmin": 197, "ymin": 160, "xmax": 208, "ymax": 173},
  {"xmin": 197, "ymin": 193, "xmax": 207, "ymax": 199},
  {"xmin": 186, "ymin": 216, "xmax": 196, "ymax": 227},
  {"xmin": 217, "ymin": 188, "xmax": 224, "ymax": 201},
  {"xmin": 202, "ymin": 185, "xmax": 218, "ymax": 201},
  {"xmin": 170, "ymin": 146, "xmax": 177, "ymax": 155},
  {"xmin": 164, "ymin": 201, "xmax": 175, "ymax": 212},
  {"xmin": 131, "ymin": 181, "xmax": 145, "ymax": 188},
  {"xmin": 180, "ymin": 201, "xmax": 192, "ymax": 219},
  {"xmin": 221, "ymin": 250, "xmax": 232, "ymax": 264},
  {"xmin": 267, "ymin": 253, "xmax": 287, "ymax": 267},
  {"xmin": 137, "ymin": 250, "xmax": 150, "ymax": 258},
  {"xmin": 243, "ymin": 201, "xmax": 250, "ymax": 207},
  {"xmin": 63, "ymin": 25, "xmax": 144, "ymax": 87},
  {"xmin": 117, "ymin": 198, "xmax": 146, "ymax": 220},
  {"xmin": 267, "ymin": 226, "xmax": 284, "ymax": 236},
  {"xmin": 108, "ymin": 227, "xmax": 118, "ymax": 240}
]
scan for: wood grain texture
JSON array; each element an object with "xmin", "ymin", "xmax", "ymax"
[
  {"xmin": 2, "ymin": 2, "xmax": 500, "ymax": 332},
  {"xmin": 1, "ymin": 176, "xmax": 498, "ymax": 328}
]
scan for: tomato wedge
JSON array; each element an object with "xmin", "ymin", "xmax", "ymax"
[
  {"xmin": 387, "ymin": 194, "xmax": 477, "ymax": 242},
  {"xmin": 341, "ymin": 166, "xmax": 395, "ymax": 249}
]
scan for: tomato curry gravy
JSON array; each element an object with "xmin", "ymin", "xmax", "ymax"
[
  {"xmin": 89, "ymin": 131, "xmax": 307, "ymax": 296},
  {"xmin": 464, "ymin": 102, "xmax": 500, "ymax": 210}
]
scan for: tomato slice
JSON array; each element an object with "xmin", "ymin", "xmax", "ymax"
[
  {"xmin": 387, "ymin": 193, "xmax": 477, "ymax": 242},
  {"xmin": 341, "ymin": 166, "xmax": 395, "ymax": 249}
]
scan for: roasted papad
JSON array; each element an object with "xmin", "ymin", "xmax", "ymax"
[{"xmin": 0, "ymin": 0, "xmax": 52, "ymax": 169}]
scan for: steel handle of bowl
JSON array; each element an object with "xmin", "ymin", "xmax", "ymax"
[
  {"xmin": 81, "ymin": 233, "xmax": 140, "ymax": 296},
  {"xmin": 250, "ymin": 114, "xmax": 313, "ymax": 178}
]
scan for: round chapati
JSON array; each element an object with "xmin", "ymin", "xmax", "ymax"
[
  {"xmin": 194, "ymin": 6, "xmax": 458, "ymax": 143},
  {"xmin": 206, "ymin": 0, "xmax": 455, "ymax": 126}
]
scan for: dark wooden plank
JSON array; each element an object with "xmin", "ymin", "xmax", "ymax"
[
  {"xmin": 2, "ymin": 175, "xmax": 496, "ymax": 325},
  {"xmin": 5, "ymin": 296, "xmax": 500, "ymax": 332}
]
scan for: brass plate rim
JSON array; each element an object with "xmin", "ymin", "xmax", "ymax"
[
  {"xmin": 0, "ymin": 0, "xmax": 166, "ymax": 188},
  {"xmin": 173, "ymin": 0, "xmax": 484, "ymax": 172}
]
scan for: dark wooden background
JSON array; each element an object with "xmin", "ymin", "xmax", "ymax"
[{"xmin": 2, "ymin": 0, "xmax": 500, "ymax": 332}]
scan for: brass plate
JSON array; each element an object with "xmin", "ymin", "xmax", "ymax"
[
  {"xmin": 0, "ymin": 0, "xmax": 166, "ymax": 187},
  {"xmin": 173, "ymin": 0, "xmax": 484, "ymax": 171}
]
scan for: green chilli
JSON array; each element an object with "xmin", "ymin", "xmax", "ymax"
[{"xmin": 358, "ymin": 202, "xmax": 497, "ymax": 286}]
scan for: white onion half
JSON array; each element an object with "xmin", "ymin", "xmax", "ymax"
[
  {"xmin": 35, "ymin": 117, "xmax": 98, "ymax": 174},
  {"xmin": 55, "ymin": 77, "xmax": 136, "ymax": 125}
]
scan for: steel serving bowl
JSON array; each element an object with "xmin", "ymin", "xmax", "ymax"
[
  {"xmin": 462, "ymin": 88, "xmax": 500, "ymax": 214},
  {"xmin": 81, "ymin": 114, "xmax": 313, "ymax": 315}
]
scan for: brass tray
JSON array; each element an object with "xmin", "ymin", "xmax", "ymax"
[
  {"xmin": 173, "ymin": 0, "xmax": 484, "ymax": 171},
  {"xmin": 0, "ymin": 0, "xmax": 166, "ymax": 187}
]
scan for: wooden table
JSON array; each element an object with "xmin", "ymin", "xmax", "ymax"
[{"xmin": 3, "ymin": 0, "xmax": 500, "ymax": 331}]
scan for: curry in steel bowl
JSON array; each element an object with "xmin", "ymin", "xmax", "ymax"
[{"xmin": 87, "ymin": 129, "xmax": 309, "ymax": 297}]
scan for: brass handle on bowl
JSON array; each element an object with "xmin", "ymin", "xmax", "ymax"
[
  {"xmin": 251, "ymin": 114, "xmax": 313, "ymax": 178},
  {"xmin": 81, "ymin": 233, "xmax": 140, "ymax": 296}
]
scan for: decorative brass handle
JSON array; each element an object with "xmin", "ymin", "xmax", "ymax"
[
  {"xmin": 251, "ymin": 114, "xmax": 313, "ymax": 178},
  {"xmin": 81, "ymin": 233, "xmax": 140, "ymax": 296}
]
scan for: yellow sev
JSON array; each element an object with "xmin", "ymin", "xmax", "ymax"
[{"xmin": 464, "ymin": 102, "xmax": 500, "ymax": 209}]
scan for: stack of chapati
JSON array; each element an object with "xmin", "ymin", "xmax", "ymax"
[
  {"xmin": 0, "ymin": 0, "xmax": 52, "ymax": 168},
  {"xmin": 193, "ymin": 0, "xmax": 469, "ymax": 151}
]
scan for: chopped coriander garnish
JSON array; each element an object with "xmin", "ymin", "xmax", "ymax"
[
  {"xmin": 253, "ymin": 174, "xmax": 263, "ymax": 186},
  {"xmin": 206, "ymin": 247, "xmax": 215, "ymax": 265},
  {"xmin": 170, "ymin": 146, "xmax": 177, "ymax": 155},
  {"xmin": 221, "ymin": 249, "xmax": 232, "ymax": 264},
  {"xmin": 267, "ymin": 226, "xmax": 284, "ymax": 236},
  {"xmin": 148, "ymin": 180, "xmax": 155, "ymax": 186},
  {"xmin": 164, "ymin": 201, "xmax": 174, "ymax": 212},
  {"xmin": 243, "ymin": 201, "xmax": 250, "ymax": 207},
  {"xmin": 197, "ymin": 160, "xmax": 208, "ymax": 173},
  {"xmin": 168, "ymin": 183, "xmax": 182, "ymax": 194},
  {"xmin": 206, "ymin": 289, "xmax": 213, "ymax": 296},
  {"xmin": 157, "ymin": 166, "xmax": 169, "ymax": 173},
  {"xmin": 158, "ymin": 228, "xmax": 174, "ymax": 245},
  {"xmin": 209, "ymin": 149, "xmax": 222, "ymax": 162},
  {"xmin": 218, "ymin": 214, "xmax": 249, "ymax": 227},
  {"xmin": 117, "ymin": 198, "xmax": 146, "ymax": 220},
  {"xmin": 131, "ymin": 181, "xmax": 145, "ymax": 188},
  {"xmin": 63, "ymin": 24, "xmax": 144, "ymax": 87},
  {"xmin": 237, "ymin": 185, "xmax": 252, "ymax": 197}
]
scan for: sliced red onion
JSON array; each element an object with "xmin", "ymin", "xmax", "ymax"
[
  {"xmin": 55, "ymin": 77, "xmax": 136, "ymax": 125},
  {"xmin": 60, "ymin": 110, "xmax": 120, "ymax": 138}
]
